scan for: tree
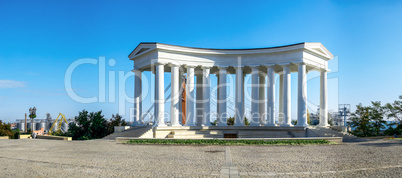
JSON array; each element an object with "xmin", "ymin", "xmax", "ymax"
[
  {"xmin": 383, "ymin": 96, "xmax": 402, "ymax": 136},
  {"xmin": 385, "ymin": 95, "xmax": 402, "ymax": 123},
  {"xmin": 107, "ymin": 114, "xmax": 127, "ymax": 134},
  {"xmin": 384, "ymin": 122, "xmax": 402, "ymax": 136},
  {"xmin": 89, "ymin": 111, "xmax": 109, "ymax": 139},
  {"xmin": 348, "ymin": 104, "xmax": 373, "ymax": 137},
  {"xmin": 68, "ymin": 110, "xmax": 109, "ymax": 140},
  {"xmin": 370, "ymin": 101, "xmax": 387, "ymax": 136},
  {"xmin": 0, "ymin": 121, "xmax": 13, "ymax": 138}
]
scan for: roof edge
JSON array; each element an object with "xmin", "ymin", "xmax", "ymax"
[
  {"xmin": 155, "ymin": 42, "xmax": 305, "ymax": 51},
  {"xmin": 129, "ymin": 42, "xmax": 306, "ymax": 58}
]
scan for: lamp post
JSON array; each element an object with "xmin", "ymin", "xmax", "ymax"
[
  {"xmin": 338, "ymin": 104, "xmax": 350, "ymax": 126},
  {"xmin": 29, "ymin": 107, "xmax": 37, "ymax": 131}
]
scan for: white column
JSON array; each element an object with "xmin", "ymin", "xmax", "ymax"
[
  {"xmin": 296, "ymin": 63, "xmax": 308, "ymax": 127},
  {"xmin": 279, "ymin": 74, "xmax": 284, "ymax": 124},
  {"xmin": 217, "ymin": 67, "xmax": 227, "ymax": 126},
  {"xmin": 170, "ymin": 65, "xmax": 181, "ymax": 126},
  {"xmin": 153, "ymin": 70, "xmax": 157, "ymax": 125},
  {"xmin": 178, "ymin": 70, "xmax": 183, "ymax": 125},
  {"xmin": 185, "ymin": 66, "xmax": 196, "ymax": 126},
  {"xmin": 281, "ymin": 65, "xmax": 292, "ymax": 126},
  {"xmin": 319, "ymin": 69, "xmax": 329, "ymax": 126},
  {"xmin": 155, "ymin": 64, "xmax": 166, "ymax": 126},
  {"xmin": 196, "ymin": 72, "xmax": 203, "ymax": 126},
  {"xmin": 266, "ymin": 66, "xmax": 276, "ymax": 126},
  {"xmin": 202, "ymin": 67, "xmax": 212, "ymax": 126},
  {"xmin": 250, "ymin": 67, "xmax": 260, "ymax": 126},
  {"xmin": 234, "ymin": 67, "xmax": 244, "ymax": 126},
  {"xmin": 259, "ymin": 71, "xmax": 266, "ymax": 125},
  {"xmin": 133, "ymin": 69, "xmax": 143, "ymax": 126}
]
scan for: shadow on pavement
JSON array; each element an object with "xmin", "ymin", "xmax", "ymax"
[{"xmin": 357, "ymin": 140, "xmax": 402, "ymax": 147}]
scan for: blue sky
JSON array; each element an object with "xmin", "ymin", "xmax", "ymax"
[{"xmin": 1, "ymin": 0, "xmax": 401, "ymax": 123}]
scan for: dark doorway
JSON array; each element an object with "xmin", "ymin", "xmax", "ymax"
[{"xmin": 224, "ymin": 134, "xmax": 238, "ymax": 138}]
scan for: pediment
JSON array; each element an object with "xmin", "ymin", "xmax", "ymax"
[
  {"xmin": 304, "ymin": 43, "xmax": 334, "ymax": 60},
  {"xmin": 128, "ymin": 42, "xmax": 157, "ymax": 59}
]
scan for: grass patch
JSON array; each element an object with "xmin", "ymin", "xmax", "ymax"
[
  {"xmin": 126, "ymin": 139, "xmax": 332, "ymax": 145},
  {"xmin": 384, "ymin": 137, "xmax": 402, "ymax": 140}
]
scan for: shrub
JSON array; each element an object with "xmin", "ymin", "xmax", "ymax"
[
  {"xmin": 68, "ymin": 110, "xmax": 108, "ymax": 140},
  {"xmin": 0, "ymin": 121, "xmax": 14, "ymax": 138},
  {"xmin": 107, "ymin": 114, "xmax": 127, "ymax": 134}
]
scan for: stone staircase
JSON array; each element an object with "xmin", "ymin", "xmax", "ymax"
[
  {"xmin": 165, "ymin": 129, "xmax": 307, "ymax": 139},
  {"xmin": 103, "ymin": 126, "xmax": 153, "ymax": 140},
  {"xmin": 167, "ymin": 130, "xmax": 224, "ymax": 139},
  {"xmin": 308, "ymin": 126, "xmax": 362, "ymax": 142},
  {"xmin": 237, "ymin": 130, "xmax": 294, "ymax": 138},
  {"xmin": 103, "ymin": 126, "xmax": 363, "ymax": 141}
]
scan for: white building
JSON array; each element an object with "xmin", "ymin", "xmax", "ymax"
[{"xmin": 129, "ymin": 42, "xmax": 333, "ymax": 128}]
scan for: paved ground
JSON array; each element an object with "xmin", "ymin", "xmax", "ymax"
[{"xmin": 0, "ymin": 139, "xmax": 401, "ymax": 177}]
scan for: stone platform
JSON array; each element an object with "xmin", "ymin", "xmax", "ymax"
[
  {"xmin": 103, "ymin": 125, "xmax": 361, "ymax": 143},
  {"xmin": 154, "ymin": 126, "xmax": 311, "ymax": 139},
  {"xmin": 105, "ymin": 126, "xmax": 329, "ymax": 139}
]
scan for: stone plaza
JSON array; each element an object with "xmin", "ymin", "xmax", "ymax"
[{"xmin": 0, "ymin": 139, "xmax": 401, "ymax": 177}]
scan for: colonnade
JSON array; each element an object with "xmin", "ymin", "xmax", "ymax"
[{"xmin": 133, "ymin": 63, "xmax": 329, "ymax": 127}]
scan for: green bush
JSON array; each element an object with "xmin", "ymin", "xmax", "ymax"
[
  {"xmin": 226, "ymin": 116, "xmax": 250, "ymax": 126},
  {"xmin": 11, "ymin": 129, "xmax": 20, "ymax": 139},
  {"xmin": 68, "ymin": 110, "xmax": 108, "ymax": 140},
  {"xmin": 0, "ymin": 121, "xmax": 14, "ymax": 138},
  {"xmin": 52, "ymin": 130, "xmax": 69, "ymax": 137},
  {"xmin": 107, "ymin": 114, "xmax": 127, "ymax": 134}
]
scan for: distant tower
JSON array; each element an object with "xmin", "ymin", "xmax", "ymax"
[{"xmin": 24, "ymin": 113, "xmax": 27, "ymax": 133}]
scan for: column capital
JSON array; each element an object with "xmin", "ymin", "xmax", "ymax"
[
  {"xmin": 264, "ymin": 65, "xmax": 275, "ymax": 69},
  {"xmin": 251, "ymin": 67, "xmax": 259, "ymax": 74},
  {"xmin": 280, "ymin": 63, "xmax": 292, "ymax": 68},
  {"xmin": 320, "ymin": 68, "xmax": 331, "ymax": 72},
  {"xmin": 249, "ymin": 65, "xmax": 260, "ymax": 69},
  {"xmin": 216, "ymin": 66, "xmax": 228, "ymax": 70},
  {"xmin": 296, "ymin": 62, "xmax": 307, "ymax": 66},
  {"xmin": 131, "ymin": 69, "xmax": 143, "ymax": 72},
  {"xmin": 183, "ymin": 64, "xmax": 197, "ymax": 68},
  {"xmin": 167, "ymin": 63, "xmax": 181, "ymax": 67},
  {"xmin": 200, "ymin": 66, "xmax": 213, "ymax": 69},
  {"xmin": 152, "ymin": 61, "xmax": 167, "ymax": 66}
]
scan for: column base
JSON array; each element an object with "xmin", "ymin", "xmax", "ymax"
[
  {"xmin": 295, "ymin": 124, "xmax": 309, "ymax": 127},
  {"xmin": 201, "ymin": 123, "xmax": 212, "ymax": 126},
  {"xmin": 217, "ymin": 123, "xmax": 227, "ymax": 126},
  {"xmin": 280, "ymin": 123, "xmax": 293, "ymax": 127},
  {"xmin": 132, "ymin": 121, "xmax": 144, "ymax": 127},
  {"xmin": 170, "ymin": 124, "xmax": 182, "ymax": 127}
]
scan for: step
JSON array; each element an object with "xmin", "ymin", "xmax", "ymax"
[
  {"xmin": 103, "ymin": 126, "xmax": 153, "ymax": 139},
  {"xmin": 169, "ymin": 135, "xmax": 224, "ymax": 139},
  {"xmin": 171, "ymin": 130, "xmax": 223, "ymax": 135}
]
